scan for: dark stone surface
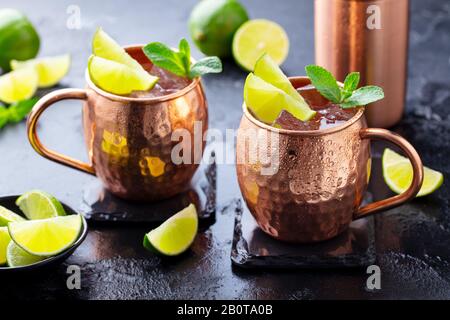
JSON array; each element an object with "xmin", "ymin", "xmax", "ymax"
[{"xmin": 0, "ymin": 0, "xmax": 449, "ymax": 299}]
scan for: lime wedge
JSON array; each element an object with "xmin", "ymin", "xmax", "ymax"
[
  {"xmin": 0, "ymin": 67, "xmax": 38, "ymax": 104},
  {"xmin": 8, "ymin": 214, "xmax": 83, "ymax": 256},
  {"xmin": 254, "ymin": 53, "xmax": 308, "ymax": 103},
  {"xmin": 16, "ymin": 190, "xmax": 66, "ymax": 220},
  {"xmin": 244, "ymin": 73, "xmax": 316, "ymax": 123},
  {"xmin": 0, "ymin": 206, "xmax": 25, "ymax": 226},
  {"xmin": 92, "ymin": 28, "xmax": 143, "ymax": 70},
  {"xmin": 6, "ymin": 241, "xmax": 45, "ymax": 267},
  {"xmin": 143, "ymin": 204, "xmax": 198, "ymax": 256},
  {"xmin": 0, "ymin": 227, "xmax": 11, "ymax": 265},
  {"xmin": 382, "ymin": 148, "xmax": 444, "ymax": 197},
  {"xmin": 88, "ymin": 55, "xmax": 158, "ymax": 95},
  {"xmin": 232, "ymin": 19, "xmax": 289, "ymax": 71},
  {"xmin": 11, "ymin": 54, "xmax": 71, "ymax": 88}
]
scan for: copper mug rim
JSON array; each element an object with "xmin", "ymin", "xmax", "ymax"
[
  {"xmin": 242, "ymin": 76, "xmax": 365, "ymax": 136},
  {"xmin": 84, "ymin": 44, "xmax": 201, "ymax": 104}
]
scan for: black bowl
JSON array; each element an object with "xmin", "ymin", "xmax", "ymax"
[{"xmin": 0, "ymin": 195, "xmax": 88, "ymax": 273}]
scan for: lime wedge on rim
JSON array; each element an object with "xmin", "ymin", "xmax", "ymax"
[
  {"xmin": 92, "ymin": 28, "xmax": 143, "ymax": 70},
  {"xmin": 232, "ymin": 19, "xmax": 289, "ymax": 71},
  {"xmin": 382, "ymin": 148, "xmax": 444, "ymax": 197},
  {"xmin": 143, "ymin": 204, "xmax": 198, "ymax": 256},
  {"xmin": 244, "ymin": 73, "xmax": 316, "ymax": 123},
  {"xmin": 0, "ymin": 206, "xmax": 25, "ymax": 226},
  {"xmin": 8, "ymin": 214, "xmax": 83, "ymax": 256},
  {"xmin": 88, "ymin": 55, "xmax": 158, "ymax": 95},
  {"xmin": 16, "ymin": 190, "xmax": 66, "ymax": 220},
  {"xmin": 11, "ymin": 54, "xmax": 71, "ymax": 88},
  {"xmin": 0, "ymin": 227, "xmax": 11, "ymax": 265},
  {"xmin": 6, "ymin": 241, "xmax": 45, "ymax": 267},
  {"xmin": 0, "ymin": 67, "xmax": 38, "ymax": 104}
]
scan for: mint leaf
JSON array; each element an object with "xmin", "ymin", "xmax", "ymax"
[
  {"xmin": 342, "ymin": 72, "xmax": 360, "ymax": 100},
  {"xmin": 7, "ymin": 98, "xmax": 39, "ymax": 123},
  {"xmin": 189, "ymin": 57, "xmax": 222, "ymax": 78},
  {"xmin": 0, "ymin": 105, "xmax": 8, "ymax": 129},
  {"xmin": 305, "ymin": 65, "xmax": 341, "ymax": 103},
  {"xmin": 143, "ymin": 42, "xmax": 186, "ymax": 77},
  {"xmin": 178, "ymin": 38, "xmax": 191, "ymax": 76},
  {"xmin": 340, "ymin": 86, "xmax": 384, "ymax": 108}
]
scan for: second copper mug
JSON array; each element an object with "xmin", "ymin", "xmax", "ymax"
[
  {"xmin": 27, "ymin": 45, "xmax": 208, "ymax": 201},
  {"xmin": 236, "ymin": 77, "xmax": 423, "ymax": 243}
]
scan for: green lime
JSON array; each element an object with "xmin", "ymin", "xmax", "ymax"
[
  {"xmin": 233, "ymin": 19, "xmax": 289, "ymax": 71},
  {"xmin": 92, "ymin": 28, "xmax": 143, "ymax": 70},
  {"xmin": 189, "ymin": 0, "xmax": 249, "ymax": 57},
  {"xmin": 16, "ymin": 190, "xmax": 66, "ymax": 220},
  {"xmin": 0, "ymin": 9, "xmax": 40, "ymax": 72},
  {"xmin": 0, "ymin": 67, "xmax": 38, "ymax": 104},
  {"xmin": 0, "ymin": 227, "xmax": 11, "ymax": 265},
  {"xmin": 244, "ymin": 73, "xmax": 316, "ymax": 123},
  {"xmin": 0, "ymin": 206, "xmax": 25, "ymax": 226},
  {"xmin": 6, "ymin": 241, "xmax": 44, "ymax": 267},
  {"xmin": 143, "ymin": 204, "xmax": 198, "ymax": 256},
  {"xmin": 382, "ymin": 148, "xmax": 444, "ymax": 197},
  {"xmin": 11, "ymin": 54, "xmax": 71, "ymax": 88},
  {"xmin": 88, "ymin": 55, "xmax": 158, "ymax": 95},
  {"xmin": 8, "ymin": 214, "xmax": 83, "ymax": 256},
  {"xmin": 254, "ymin": 53, "xmax": 307, "ymax": 102}
]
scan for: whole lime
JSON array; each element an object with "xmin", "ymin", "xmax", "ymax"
[
  {"xmin": 0, "ymin": 9, "xmax": 40, "ymax": 72},
  {"xmin": 189, "ymin": 0, "xmax": 249, "ymax": 57}
]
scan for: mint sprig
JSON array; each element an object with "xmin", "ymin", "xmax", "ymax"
[
  {"xmin": 305, "ymin": 65, "xmax": 384, "ymax": 109},
  {"xmin": 0, "ymin": 98, "xmax": 38, "ymax": 129},
  {"xmin": 143, "ymin": 39, "xmax": 222, "ymax": 79}
]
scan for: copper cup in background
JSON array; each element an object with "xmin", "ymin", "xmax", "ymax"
[
  {"xmin": 27, "ymin": 45, "xmax": 208, "ymax": 201},
  {"xmin": 236, "ymin": 77, "xmax": 423, "ymax": 243},
  {"xmin": 315, "ymin": 0, "xmax": 409, "ymax": 128}
]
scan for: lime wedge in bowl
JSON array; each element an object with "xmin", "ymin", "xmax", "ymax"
[
  {"xmin": 233, "ymin": 19, "xmax": 289, "ymax": 71},
  {"xmin": 11, "ymin": 54, "xmax": 71, "ymax": 88},
  {"xmin": 6, "ymin": 241, "xmax": 44, "ymax": 267},
  {"xmin": 382, "ymin": 148, "xmax": 444, "ymax": 197},
  {"xmin": 16, "ymin": 190, "xmax": 66, "ymax": 220},
  {"xmin": 0, "ymin": 206, "xmax": 25, "ymax": 226},
  {"xmin": 88, "ymin": 55, "xmax": 158, "ymax": 95},
  {"xmin": 244, "ymin": 73, "xmax": 316, "ymax": 123},
  {"xmin": 143, "ymin": 204, "xmax": 198, "ymax": 256},
  {"xmin": 8, "ymin": 214, "xmax": 83, "ymax": 257},
  {"xmin": 0, "ymin": 67, "xmax": 38, "ymax": 104},
  {"xmin": 0, "ymin": 227, "xmax": 11, "ymax": 265}
]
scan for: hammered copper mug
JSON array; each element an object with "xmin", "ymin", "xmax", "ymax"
[
  {"xmin": 27, "ymin": 45, "xmax": 207, "ymax": 201},
  {"xmin": 236, "ymin": 77, "xmax": 423, "ymax": 243}
]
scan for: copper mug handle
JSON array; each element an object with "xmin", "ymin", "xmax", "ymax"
[
  {"xmin": 27, "ymin": 88, "xmax": 96, "ymax": 175},
  {"xmin": 354, "ymin": 128, "xmax": 424, "ymax": 219}
]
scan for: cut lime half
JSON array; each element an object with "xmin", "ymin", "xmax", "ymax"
[
  {"xmin": 143, "ymin": 204, "xmax": 198, "ymax": 256},
  {"xmin": 244, "ymin": 73, "xmax": 316, "ymax": 123},
  {"xmin": 8, "ymin": 214, "xmax": 83, "ymax": 256},
  {"xmin": 16, "ymin": 190, "xmax": 66, "ymax": 220},
  {"xmin": 11, "ymin": 54, "xmax": 71, "ymax": 88},
  {"xmin": 6, "ymin": 241, "xmax": 45, "ymax": 267},
  {"xmin": 233, "ymin": 19, "xmax": 289, "ymax": 71},
  {"xmin": 0, "ymin": 206, "xmax": 25, "ymax": 226},
  {"xmin": 88, "ymin": 55, "xmax": 158, "ymax": 95},
  {"xmin": 0, "ymin": 67, "xmax": 38, "ymax": 104},
  {"xmin": 382, "ymin": 148, "xmax": 444, "ymax": 197},
  {"xmin": 0, "ymin": 227, "xmax": 11, "ymax": 265}
]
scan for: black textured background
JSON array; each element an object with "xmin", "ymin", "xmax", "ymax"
[{"xmin": 0, "ymin": 0, "xmax": 449, "ymax": 299}]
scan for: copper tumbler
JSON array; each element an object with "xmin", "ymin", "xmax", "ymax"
[
  {"xmin": 236, "ymin": 77, "xmax": 422, "ymax": 243},
  {"xmin": 27, "ymin": 45, "xmax": 208, "ymax": 201},
  {"xmin": 315, "ymin": 0, "xmax": 409, "ymax": 128}
]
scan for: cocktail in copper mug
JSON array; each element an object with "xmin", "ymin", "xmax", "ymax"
[
  {"xmin": 27, "ymin": 45, "xmax": 207, "ymax": 201},
  {"xmin": 236, "ymin": 76, "xmax": 423, "ymax": 243}
]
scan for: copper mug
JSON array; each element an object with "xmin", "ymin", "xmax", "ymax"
[
  {"xmin": 27, "ymin": 45, "xmax": 208, "ymax": 201},
  {"xmin": 236, "ymin": 77, "xmax": 423, "ymax": 243}
]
